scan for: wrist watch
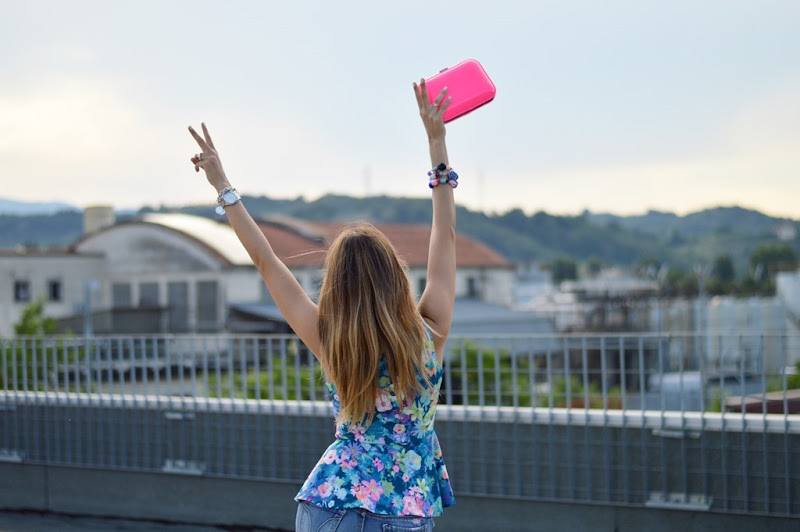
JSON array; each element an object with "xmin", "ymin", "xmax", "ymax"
[{"xmin": 215, "ymin": 187, "xmax": 241, "ymax": 215}]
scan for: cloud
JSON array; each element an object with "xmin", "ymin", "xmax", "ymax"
[
  {"xmin": 723, "ymin": 79, "xmax": 800, "ymax": 151},
  {"xmin": 474, "ymin": 80, "xmax": 800, "ymax": 218},
  {"xmin": 0, "ymin": 79, "xmax": 135, "ymax": 161},
  {"xmin": 0, "ymin": 74, "xmax": 372, "ymax": 209},
  {"xmin": 0, "ymin": 76, "xmax": 188, "ymax": 206}
]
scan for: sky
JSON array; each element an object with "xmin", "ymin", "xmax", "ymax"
[{"xmin": 1, "ymin": 0, "xmax": 799, "ymax": 218}]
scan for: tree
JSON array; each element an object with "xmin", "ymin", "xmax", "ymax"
[
  {"xmin": 586, "ymin": 256, "xmax": 605, "ymax": 277},
  {"xmin": 549, "ymin": 257, "xmax": 578, "ymax": 285},
  {"xmin": 14, "ymin": 297, "xmax": 58, "ymax": 336},
  {"xmin": 635, "ymin": 256, "xmax": 662, "ymax": 279},
  {"xmin": 4, "ymin": 298, "xmax": 60, "ymax": 392},
  {"xmin": 750, "ymin": 244, "xmax": 798, "ymax": 283},
  {"xmin": 711, "ymin": 255, "xmax": 736, "ymax": 283},
  {"xmin": 707, "ymin": 255, "xmax": 736, "ymax": 295},
  {"xmin": 663, "ymin": 268, "xmax": 698, "ymax": 297}
]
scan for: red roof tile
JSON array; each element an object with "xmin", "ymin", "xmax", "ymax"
[
  {"xmin": 255, "ymin": 220, "xmax": 328, "ymax": 267},
  {"xmin": 256, "ymin": 218, "xmax": 509, "ymax": 268}
]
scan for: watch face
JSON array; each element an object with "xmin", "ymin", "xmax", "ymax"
[{"xmin": 222, "ymin": 190, "xmax": 238, "ymax": 204}]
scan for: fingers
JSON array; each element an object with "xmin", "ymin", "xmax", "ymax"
[
  {"xmin": 419, "ymin": 78, "xmax": 429, "ymax": 104},
  {"xmin": 439, "ymin": 96, "xmax": 453, "ymax": 115},
  {"xmin": 432, "ymin": 87, "xmax": 448, "ymax": 109},
  {"xmin": 201, "ymin": 122, "xmax": 215, "ymax": 150},
  {"xmin": 188, "ymin": 125, "xmax": 210, "ymax": 151},
  {"xmin": 190, "ymin": 151, "xmax": 212, "ymax": 172},
  {"xmin": 413, "ymin": 81, "xmax": 423, "ymax": 108}
]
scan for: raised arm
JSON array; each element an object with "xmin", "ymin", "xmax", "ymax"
[
  {"xmin": 413, "ymin": 80, "xmax": 456, "ymax": 361},
  {"xmin": 188, "ymin": 124, "xmax": 321, "ymax": 356}
]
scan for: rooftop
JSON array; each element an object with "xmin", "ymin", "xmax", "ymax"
[{"xmin": 134, "ymin": 213, "xmax": 509, "ymax": 269}]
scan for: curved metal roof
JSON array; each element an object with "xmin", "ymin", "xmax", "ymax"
[{"xmin": 141, "ymin": 213, "xmax": 253, "ymax": 266}]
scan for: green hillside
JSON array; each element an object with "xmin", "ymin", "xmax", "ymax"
[{"xmin": 2, "ymin": 198, "xmax": 798, "ymax": 281}]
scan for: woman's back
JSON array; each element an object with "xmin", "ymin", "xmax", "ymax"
[
  {"xmin": 295, "ymin": 329, "xmax": 455, "ymax": 517},
  {"xmin": 188, "ymin": 76, "xmax": 458, "ymax": 530}
]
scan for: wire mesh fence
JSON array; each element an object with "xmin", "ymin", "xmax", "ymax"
[{"xmin": 1, "ymin": 332, "xmax": 798, "ymax": 517}]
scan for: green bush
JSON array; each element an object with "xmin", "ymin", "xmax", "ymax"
[
  {"xmin": 1, "ymin": 339, "xmax": 86, "ymax": 392},
  {"xmin": 444, "ymin": 340, "xmax": 535, "ymax": 406},
  {"xmin": 208, "ymin": 357, "xmax": 324, "ymax": 400}
]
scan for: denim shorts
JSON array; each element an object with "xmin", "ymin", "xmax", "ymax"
[{"xmin": 295, "ymin": 501, "xmax": 435, "ymax": 532}]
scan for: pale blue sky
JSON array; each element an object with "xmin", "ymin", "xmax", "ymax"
[{"xmin": 1, "ymin": 0, "xmax": 799, "ymax": 217}]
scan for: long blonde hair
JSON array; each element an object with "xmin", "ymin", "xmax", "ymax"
[{"xmin": 317, "ymin": 223, "xmax": 429, "ymax": 426}]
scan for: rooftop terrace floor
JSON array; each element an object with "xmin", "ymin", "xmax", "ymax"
[{"xmin": 0, "ymin": 510, "xmax": 283, "ymax": 532}]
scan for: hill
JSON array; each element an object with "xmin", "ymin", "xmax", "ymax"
[
  {"xmin": 1, "ymin": 196, "xmax": 798, "ymax": 275},
  {"xmin": 0, "ymin": 198, "xmax": 78, "ymax": 216},
  {"xmin": 589, "ymin": 206, "xmax": 798, "ymax": 238}
]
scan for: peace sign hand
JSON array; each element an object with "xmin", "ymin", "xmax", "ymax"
[
  {"xmin": 189, "ymin": 123, "xmax": 229, "ymax": 191},
  {"xmin": 413, "ymin": 78, "xmax": 451, "ymax": 141}
]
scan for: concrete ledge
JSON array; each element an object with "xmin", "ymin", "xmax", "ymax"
[
  {"xmin": 0, "ymin": 463, "xmax": 47, "ymax": 511},
  {"xmin": 2, "ymin": 464, "xmax": 297, "ymax": 531},
  {"xmin": 2, "ymin": 463, "xmax": 799, "ymax": 532},
  {"xmin": 438, "ymin": 494, "xmax": 800, "ymax": 532}
]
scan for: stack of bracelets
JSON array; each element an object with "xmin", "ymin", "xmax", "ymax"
[{"xmin": 428, "ymin": 163, "xmax": 459, "ymax": 189}]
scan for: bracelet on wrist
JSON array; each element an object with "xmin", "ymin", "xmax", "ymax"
[
  {"xmin": 427, "ymin": 163, "xmax": 459, "ymax": 189},
  {"xmin": 215, "ymin": 186, "xmax": 241, "ymax": 215}
]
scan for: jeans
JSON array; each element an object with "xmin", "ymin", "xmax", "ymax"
[{"xmin": 295, "ymin": 501, "xmax": 435, "ymax": 532}]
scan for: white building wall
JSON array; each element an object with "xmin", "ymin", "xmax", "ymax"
[
  {"xmin": 105, "ymin": 271, "xmax": 229, "ymax": 332},
  {"xmin": 224, "ymin": 269, "xmax": 265, "ymax": 303},
  {"xmin": 407, "ymin": 266, "xmax": 513, "ymax": 306},
  {"xmin": 0, "ymin": 255, "xmax": 106, "ymax": 336},
  {"xmin": 457, "ymin": 267, "xmax": 514, "ymax": 306},
  {"xmin": 76, "ymin": 224, "xmax": 223, "ymax": 274},
  {"xmin": 705, "ymin": 297, "xmax": 787, "ymax": 373},
  {"xmin": 777, "ymin": 271, "xmax": 800, "ymax": 366},
  {"xmin": 649, "ymin": 296, "xmax": 791, "ymax": 373}
]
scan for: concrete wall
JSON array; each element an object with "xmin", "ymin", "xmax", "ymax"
[
  {"xmin": 2, "ymin": 463, "xmax": 798, "ymax": 532},
  {"xmin": 0, "ymin": 395, "xmax": 797, "ymax": 530}
]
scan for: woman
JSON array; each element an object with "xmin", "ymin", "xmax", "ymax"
[{"xmin": 189, "ymin": 79, "xmax": 456, "ymax": 532}]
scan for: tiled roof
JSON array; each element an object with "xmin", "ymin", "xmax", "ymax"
[
  {"xmin": 84, "ymin": 213, "xmax": 508, "ymax": 270},
  {"xmin": 256, "ymin": 220, "xmax": 328, "ymax": 267},
  {"xmin": 257, "ymin": 219, "xmax": 510, "ymax": 268}
]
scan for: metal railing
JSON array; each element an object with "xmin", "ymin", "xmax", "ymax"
[{"xmin": 1, "ymin": 332, "xmax": 798, "ymax": 518}]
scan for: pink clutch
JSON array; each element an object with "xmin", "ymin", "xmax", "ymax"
[{"xmin": 425, "ymin": 59, "xmax": 496, "ymax": 123}]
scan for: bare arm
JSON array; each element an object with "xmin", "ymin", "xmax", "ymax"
[
  {"xmin": 189, "ymin": 124, "xmax": 320, "ymax": 356},
  {"xmin": 413, "ymin": 81, "xmax": 456, "ymax": 361}
]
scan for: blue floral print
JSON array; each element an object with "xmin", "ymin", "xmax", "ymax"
[{"xmin": 295, "ymin": 330, "xmax": 455, "ymax": 517}]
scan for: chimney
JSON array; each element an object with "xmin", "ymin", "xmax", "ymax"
[{"xmin": 83, "ymin": 205, "xmax": 116, "ymax": 235}]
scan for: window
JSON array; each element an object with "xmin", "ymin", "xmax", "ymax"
[
  {"xmin": 14, "ymin": 280, "xmax": 31, "ymax": 302},
  {"xmin": 167, "ymin": 281, "xmax": 189, "ymax": 332},
  {"xmin": 112, "ymin": 283, "xmax": 132, "ymax": 308},
  {"xmin": 47, "ymin": 279, "xmax": 62, "ymax": 302},
  {"xmin": 417, "ymin": 277, "xmax": 427, "ymax": 295},
  {"xmin": 139, "ymin": 282, "xmax": 159, "ymax": 307},
  {"xmin": 196, "ymin": 281, "xmax": 218, "ymax": 331},
  {"xmin": 467, "ymin": 277, "xmax": 478, "ymax": 298}
]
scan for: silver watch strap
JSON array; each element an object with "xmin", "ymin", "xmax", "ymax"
[{"xmin": 215, "ymin": 187, "xmax": 240, "ymax": 215}]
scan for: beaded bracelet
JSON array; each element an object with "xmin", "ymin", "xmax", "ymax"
[{"xmin": 428, "ymin": 163, "xmax": 459, "ymax": 189}]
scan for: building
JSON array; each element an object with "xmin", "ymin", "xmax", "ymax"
[
  {"xmin": 0, "ymin": 248, "xmax": 106, "ymax": 335},
  {"xmin": 1, "ymin": 213, "xmax": 516, "ymax": 336},
  {"xmin": 777, "ymin": 270, "xmax": 800, "ymax": 366}
]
